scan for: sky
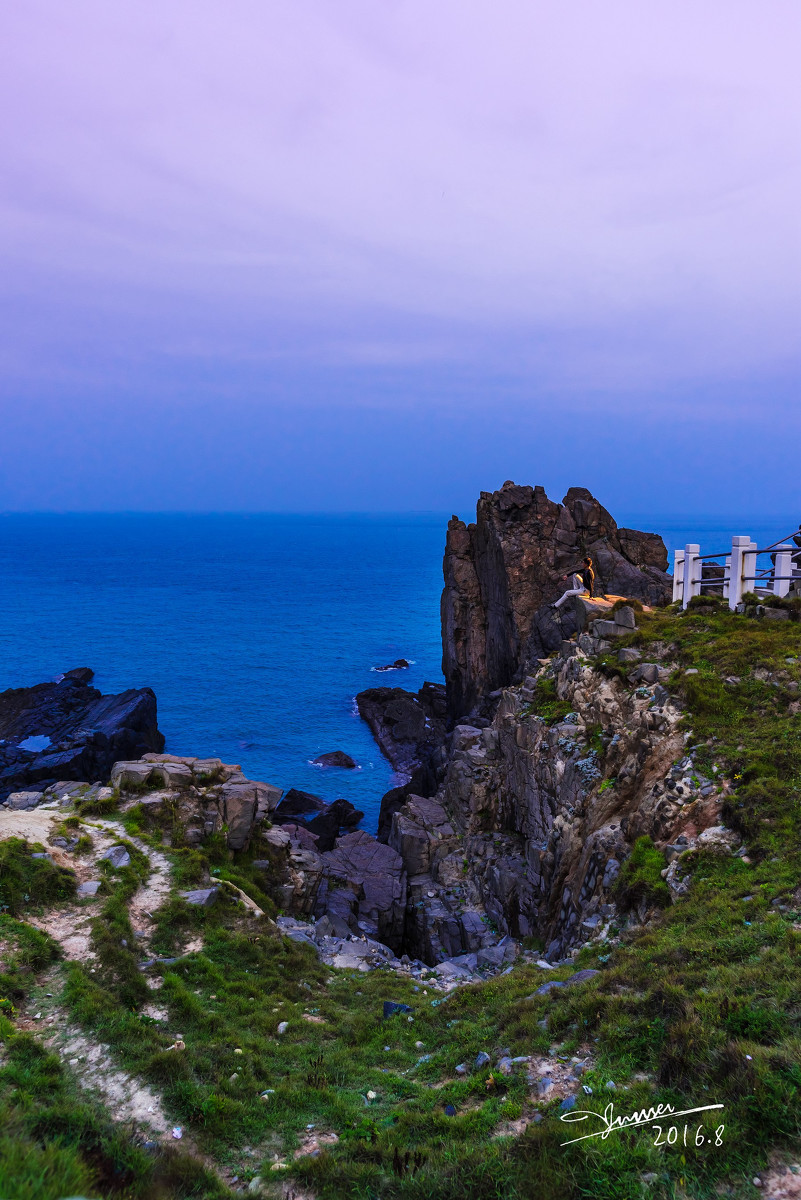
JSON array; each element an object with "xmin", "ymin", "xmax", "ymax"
[{"xmin": 1, "ymin": 1, "xmax": 800, "ymax": 515}]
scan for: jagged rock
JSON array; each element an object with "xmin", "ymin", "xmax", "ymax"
[
  {"xmin": 312, "ymin": 751, "xmax": 357, "ymax": 769},
  {"xmin": 374, "ymin": 659, "xmax": 411, "ymax": 672},
  {"xmin": 317, "ymin": 831, "xmax": 407, "ymax": 950},
  {"xmin": 0, "ymin": 670, "xmax": 164, "ymax": 801},
  {"xmin": 441, "ymin": 483, "xmax": 670, "ymax": 717},
  {"xmin": 356, "ymin": 683, "xmax": 448, "ymax": 793},
  {"xmin": 305, "ymin": 798, "xmax": 364, "ymax": 851}
]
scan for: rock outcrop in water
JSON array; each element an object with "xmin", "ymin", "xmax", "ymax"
[
  {"xmin": 441, "ymin": 482, "xmax": 671, "ymax": 718},
  {"xmin": 0, "ymin": 668, "xmax": 164, "ymax": 801}
]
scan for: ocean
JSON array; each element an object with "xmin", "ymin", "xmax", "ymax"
[{"xmin": 1, "ymin": 510, "xmax": 797, "ymax": 830}]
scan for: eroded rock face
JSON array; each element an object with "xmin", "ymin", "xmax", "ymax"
[
  {"xmin": 112, "ymin": 754, "xmax": 281, "ymax": 851},
  {"xmin": 387, "ymin": 639, "xmax": 734, "ymax": 963},
  {"xmin": 0, "ymin": 669, "xmax": 164, "ymax": 801},
  {"xmin": 356, "ymin": 682, "xmax": 450, "ymax": 841},
  {"xmin": 441, "ymin": 483, "xmax": 671, "ymax": 718}
]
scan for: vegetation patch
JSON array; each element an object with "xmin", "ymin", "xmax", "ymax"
[{"xmin": 0, "ymin": 839, "xmax": 76, "ymax": 917}]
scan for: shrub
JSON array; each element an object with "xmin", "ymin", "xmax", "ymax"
[{"xmin": 614, "ymin": 836, "xmax": 670, "ymax": 910}]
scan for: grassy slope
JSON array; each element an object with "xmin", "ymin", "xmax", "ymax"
[{"xmin": 0, "ymin": 604, "xmax": 800, "ymax": 1198}]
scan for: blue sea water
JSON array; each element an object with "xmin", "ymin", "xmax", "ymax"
[{"xmin": 0, "ymin": 510, "xmax": 797, "ymax": 831}]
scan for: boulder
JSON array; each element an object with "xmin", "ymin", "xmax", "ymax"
[
  {"xmin": 274, "ymin": 789, "xmax": 326, "ymax": 819},
  {"xmin": 5, "ymin": 791, "xmax": 44, "ymax": 810},
  {"xmin": 312, "ymin": 751, "xmax": 357, "ymax": 769}
]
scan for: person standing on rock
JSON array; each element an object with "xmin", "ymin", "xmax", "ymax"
[{"xmin": 552, "ymin": 557, "xmax": 595, "ymax": 608}]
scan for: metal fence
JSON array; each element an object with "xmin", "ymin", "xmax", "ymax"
[{"xmin": 672, "ymin": 532, "xmax": 801, "ymax": 610}]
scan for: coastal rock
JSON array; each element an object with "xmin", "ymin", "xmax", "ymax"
[
  {"xmin": 374, "ymin": 659, "xmax": 411, "ymax": 672},
  {"xmin": 312, "ymin": 751, "xmax": 357, "ymax": 769},
  {"xmin": 441, "ymin": 483, "xmax": 671, "ymax": 718},
  {"xmin": 356, "ymin": 685, "xmax": 448, "ymax": 782},
  {"xmin": 0, "ymin": 669, "xmax": 164, "ymax": 801},
  {"xmin": 273, "ymin": 789, "xmax": 326, "ymax": 818}
]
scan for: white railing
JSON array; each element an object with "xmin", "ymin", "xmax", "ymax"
[{"xmin": 672, "ymin": 533, "xmax": 800, "ymax": 610}]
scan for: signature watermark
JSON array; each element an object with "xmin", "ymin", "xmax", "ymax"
[{"xmin": 560, "ymin": 1101, "xmax": 725, "ymax": 1147}]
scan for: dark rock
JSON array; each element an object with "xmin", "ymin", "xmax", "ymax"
[
  {"xmin": 441, "ymin": 484, "xmax": 671, "ymax": 717},
  {"xmin": 306, "ymin": 798, "xmax": 364, "ymax": 851},
  {"xmin": 356, "ymin": 683, "xmax": 448, "ymax": 792},
  {"xmin": 312, "ymin": 751, "xmax": 357, "ymax": 769},
  {"xmin": 383, "ymin": 1001, "xmax": 413, "ymax": 1018},
  {"xmin": 318, "ymin": 830, "xmax": 406, "ymax": 949},
  {"xmin": 0, "ymin": 671, "xmax": 164, "ymax": 801},
  {"xmin": 274, "ymin": 789, "xmax": 326, "ymax": 819},
  {"xmin": 374, "ymin": 659, "xmax": 411, "ymax": 672}
]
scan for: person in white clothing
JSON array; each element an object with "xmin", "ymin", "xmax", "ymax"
[
  {"xmin": 552, "ymin": 557, "xmax": 596, "ymax": 609},
  {"xmin": 552, "ymin": 572, "xmax": 585, "ymax": 609}
]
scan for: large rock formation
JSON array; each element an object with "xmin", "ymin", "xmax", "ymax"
[
  {"xmin": 0, "ymin": 668, "xmax": 164, "ymax": 801},
  {"xmin": 441, "ymin": 482, "xmax": 671, "ymax": 718},
  {"xmin": 382, "ymin": 625, "xmax": 732, "ymax": 964}
]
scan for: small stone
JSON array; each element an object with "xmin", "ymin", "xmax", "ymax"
[
  {"xmin": 101, "ymin": 845, "xmax": 131, "ymax": 869},
  {"xmin": 234, "ymin": 1048, "xmax": 243, "ymax": 1054},
  {"xmin": 559, "ymin": 1096, "xmax": 577, "ymax": 1111},
  {"xmin": 172, "ymin": 1127, "xmax": 183, "ymax": 1139},
  {"xmin": 444, "ymin": 1103, "xmax": 456, "ymax": 1116},
  {"xmin": 753, "ymin": 1178, "xmax": 762, "ymax": 1188},
  {"xmin": 474, "ymin": 1051, "xmax": 491, "ymax": 1069},
  {"xmin": 455, "ymin": 1063, "xmax": 468, "ymax": 1075},
  {"xmin": 276, "ymin": 1021, "xmax": 289, "ymax": 1035},
  {"xmin": 606, "ymin": 1081, "xmax": 616, "ymax": 1090},
  {"xmin": 383, "ymin": 1001, "xmax": 412, "ymax": 1018}
]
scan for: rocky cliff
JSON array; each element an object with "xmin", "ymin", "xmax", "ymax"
[
  {"xmin": 441, "ymin": 482, "xmax": 671, "ymax": 718},
  {"xmin": 380, "ymin": 604, "xmax": 735, "ymax": 965}
]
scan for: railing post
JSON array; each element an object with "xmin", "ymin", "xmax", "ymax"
[
  {"xmin": 773, "ymin": 545, "xmax": 793, "ymax": 597},
  {"xmin": 723, "ymin": 556, "xmax": 731, "ymax": 602},
  {"xmin": 728, "ymin": 536, "xmax": 751, "ymax": 610},
  {"xmin": 673, "ymin": 550, "xmax": 684, "ymax": 603},
  {"xmin": 682, "ymin": 544, "xmax": 700, "ymax": 609},
  {"xmin": 743, "ymin": 540, "xmax": 758, "ymax": 597}
]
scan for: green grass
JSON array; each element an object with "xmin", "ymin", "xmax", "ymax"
[
  {"xmin": 531, "ymin": 677, "xmax": 575, "ymax": 725},
  {"xmin": 0, "ymin": 838, "xmax": 77, "ymax": 917},
  {"xmin": 3, "ymin": 605, "xmax": 801, "ymax": 1196}
]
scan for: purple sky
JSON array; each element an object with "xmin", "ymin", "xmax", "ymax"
[{"xmin": 2, "ymin": 2, "xmax": 800, "ymax": 513}]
